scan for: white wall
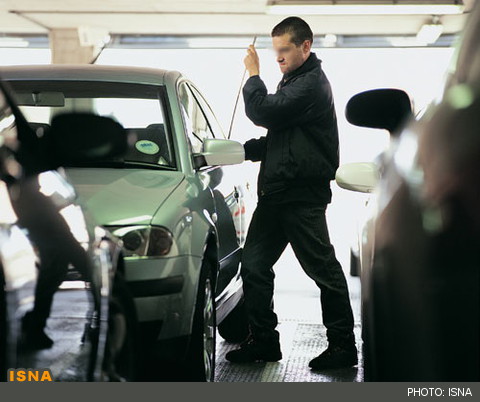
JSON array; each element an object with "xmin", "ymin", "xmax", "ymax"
[{"xmin": 0, "ymin": 48, "xmax": 51, "ymax": 65}]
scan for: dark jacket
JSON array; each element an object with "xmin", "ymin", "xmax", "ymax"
[{"xmin": 243, "ymin": 52, "xmax": 339, "ymax": 203}]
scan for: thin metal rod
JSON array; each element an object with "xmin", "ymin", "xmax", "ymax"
[{"xmin": 228, "ymin": 36, "xmax": 257, "ymax": 139}]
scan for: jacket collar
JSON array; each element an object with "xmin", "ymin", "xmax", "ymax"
[{"xmin": 282, "ymin": 52, "xmax": 320, "ymax": 82}]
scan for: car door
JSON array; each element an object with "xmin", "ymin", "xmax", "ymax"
[
  {"xmin": 177, "ymin": 81, "xmax": 243, "ymax": 295},
  {"xmin": 186, "ymin": 83, "xmax": 251, "ymax": 246}
]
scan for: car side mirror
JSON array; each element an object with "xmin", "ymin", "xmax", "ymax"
[
  {"xmin": 194, "ymin": 138, "xmax": 245, "ymax": 168},
  {"xmin": 45, "ymin": 113, "xmax": 128, "ymax": 167},
  {"xmin": 346, "ymin": 89, "xmax": 413, "ymax": 137},
  {"xmin": 335, "ymin": 162, "xmax": 379, "ymax": 193}
]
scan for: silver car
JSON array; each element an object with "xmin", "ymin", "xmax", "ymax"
[{"xmin": 1, "ymin": 65, "xmax": 249, "ymax": 381}]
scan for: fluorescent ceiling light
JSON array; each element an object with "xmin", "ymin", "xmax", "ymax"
[{"xmin": 267, "ymin": 5, "xmax": 464, "ymax": 15}]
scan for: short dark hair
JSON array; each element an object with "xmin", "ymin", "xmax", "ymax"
[{"xmin": 271, "ymin": 16, "xmax": 313, "ymax": 46}]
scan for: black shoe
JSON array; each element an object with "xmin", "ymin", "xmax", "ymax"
[
  {"xmin": 22, "ymin": 330, "xmax": 54, "ymax": 350},
  {"xmin": 309, "ymin": 344, "xmax": 358, "ymax": 371},
  {"xmin": 225, "ymin": 338, "xmax": 282, "ymax": 363},
  {"xmin": 21, "ymin": 313, "xmax": 54, "ymax": 350}
]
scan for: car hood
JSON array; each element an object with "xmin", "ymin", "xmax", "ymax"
[{"xmin": 66, "ymin": 168, "xmax": 184, "ymax": 226}]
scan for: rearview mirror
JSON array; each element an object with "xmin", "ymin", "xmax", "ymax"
[
  {"xmin": 46, "ymin": 113, "xmax": 128, "ymax": 166},
  {"xmin": 194, "ymin": 138, "xmax": 245, "ymax": 168},
  {"xmin": 15, "ymin": 91, "xmax": 65, "ymax": 107},
  {"xmin": 335, "ymin": 162, "xmax": 379, "ymax": 193},
  {"xmin": 346, "ymin": 89, "xmax": 413, "ymax": 136}
]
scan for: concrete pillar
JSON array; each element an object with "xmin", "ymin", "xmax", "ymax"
[{"xmin": 49, "ymin": 28, "xmax": 97, "ymax": 64}]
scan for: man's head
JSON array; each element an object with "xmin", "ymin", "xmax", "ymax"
[{"xmin": 271, "ymin": 16, "xmax": 313, "ymax": 74}]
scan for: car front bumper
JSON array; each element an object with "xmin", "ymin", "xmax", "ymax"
[{"xmin": 123, "ymin": 254, "xmax": 202, "ymax": 341}]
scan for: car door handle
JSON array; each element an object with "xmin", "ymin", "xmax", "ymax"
[{"xmin": 211, "ymin": 212, "xmax": 218, "ymax": 223}]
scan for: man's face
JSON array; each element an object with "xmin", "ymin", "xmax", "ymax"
[{"xmin": 272, "ymin": 33, "xmax": 311, "ymax": 75}]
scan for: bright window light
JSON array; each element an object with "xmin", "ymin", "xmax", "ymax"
[{"xmin": 0, "ymin": 38, "xmax": 29, "ymax": 48}]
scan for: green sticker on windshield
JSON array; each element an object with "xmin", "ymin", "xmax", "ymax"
[{"xmin": 135, "ymin": 140, "xmax": 160, "ymax": 155}]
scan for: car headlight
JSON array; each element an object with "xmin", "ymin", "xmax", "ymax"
[{"xmin": 110, "ymin": 225, "xmax": 173, "ymax": 257}]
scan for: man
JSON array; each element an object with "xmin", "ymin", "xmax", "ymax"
[
  {"xmin": 225, "ymin": 16, "xmax": 357, "ymax": 371},
  {"xmin": 15, "ymin": 176, "xmax": 94, "ymax": 350}
]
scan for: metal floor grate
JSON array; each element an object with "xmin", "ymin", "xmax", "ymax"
[{"xmin": 215, "ymin": 322, "xmax": 363, "ymax": 382}]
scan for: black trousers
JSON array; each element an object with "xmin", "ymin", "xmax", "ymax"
[
  {"xmin": 241, "ymin": 200, "xmax": 355, "ymax": 346},
  {"xmin": 14, "ymin": 178, "xmax": 94, "ymax": 330}
]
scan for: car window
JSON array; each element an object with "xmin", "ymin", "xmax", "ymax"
[
  {"xmin": 0, "ymin": 86, "xmax": 20, "ymax": 224},
  {"xmin": 0, "ymin": 87, "xmax": 18, "ymax": 153},
  {"xmin": 178, "ymin": 81, "xmax": 214, "ymax": 154},
  {"xmin": 8, "ymin": 81, "xmax": 175, "ymax": 169},
  {"xmin": 187, "ymin": 84, "xmax": 226, "ymax": 139}
]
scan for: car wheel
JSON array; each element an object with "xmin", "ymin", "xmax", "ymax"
[
  {"xmin": 184, "ymin": 261, "xmax": 216, "ymax": 382},
  {"xmin": 103, "ymin": 273, "xmax": 138, "ymax": 381},
  {"xmin": 218, "ymin": 299, "xmax": 249, "ymax": 343}
]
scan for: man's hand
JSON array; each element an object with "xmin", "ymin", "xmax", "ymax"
[{"xmin": 244, "ymin": 44, "xmax": 260, "ymax": 77}]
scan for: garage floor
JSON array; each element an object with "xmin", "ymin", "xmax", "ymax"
[{"xmin": 215, "ymin": 245, "xmax": 363, "ymax": 382}]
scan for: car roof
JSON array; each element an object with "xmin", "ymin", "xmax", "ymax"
[{"xmin": 0, "ymin": 64, "xmax": 183, "ymax": 87}]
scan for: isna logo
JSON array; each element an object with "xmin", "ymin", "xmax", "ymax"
[{"xmin": 7, "ymin": 368, "xmax": 53, "ymax": 382}]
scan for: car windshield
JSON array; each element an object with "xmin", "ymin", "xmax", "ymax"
[{"xmin": 9, "ymin": 80, "xmax": 175, "ymax": 169}]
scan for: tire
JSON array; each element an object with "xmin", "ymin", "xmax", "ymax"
[
  {"xmin": 184, "ymin": 262, "xmax": 216, "ymax": 382},
  {"xmin": 103, "ymin": 274, "xmax": 138, "ymax": 381},
  {"xmin": 218, "ymin": 299, "xmax": 249, "ymax": 343}
]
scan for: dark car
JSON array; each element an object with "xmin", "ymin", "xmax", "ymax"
[
  {"xmin": 335, "ymin": 3, "xmax": 480, "ymax": 381},
  {"xmin": 0, "ymin": 80, "xmax": 137, "ymax": 381}
]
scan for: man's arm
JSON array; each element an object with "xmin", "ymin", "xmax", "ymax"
[
  {"xmin": 243, "ymin": 136, "xmax": 267, "ymax": 162},
  {"xmin": 242, "ymin": 43, "xmax": 322, "ymax": 130},
  {"xmin": 243, "ymin": 74, "xmax": 318, "ymax": 130}
]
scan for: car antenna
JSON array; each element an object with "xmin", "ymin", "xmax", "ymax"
[
  {"xmin": 89, "ymin": 36, "xmax": 112, "ymax": 65},
  {"xmin": 227, "ymin": 35, "xmax": 257, "ymax": 139}
]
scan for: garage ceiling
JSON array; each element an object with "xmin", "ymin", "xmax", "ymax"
[{"xmin": 0, "ymin": 0, "xmax": 474, "ymax": 36}]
